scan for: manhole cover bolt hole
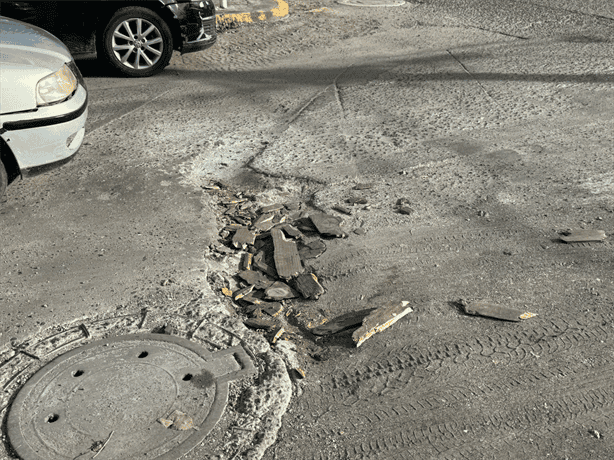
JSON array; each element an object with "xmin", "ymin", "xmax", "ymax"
[
  {"xmin": 183, "ymin": 373, "xmax": 193, "ymax": 381},
  {"xmin": 138, "ymin": 351, "xmax": 149, "ymax": 358},
  {"xmin": 46, "ymin": 414, "xmax": 60, "ymax": 423},
  {"xmin": 72, "ymin": 370, "xmax": 84, "ymax": 377}
]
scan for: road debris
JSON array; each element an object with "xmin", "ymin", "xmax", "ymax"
[
  {"xmin": 298, "ymin": 239, "xmax": 326, "ymax": 259},
  {"xmin": 347, "ymin": 197, "xmax": 367, "ymax": 205},
  {"xmin": 232, "ymin": 227, "xmax": 256, "ymax": 249},
  {"xmin": 353, "ymin": 228, "xmax": 366, "ymax": 235},
  {"xmin": 294, "ymin": 273, "xmax": 325, "ymax": 300},
  {"xmin": 265, "ymin": 281, "xmax": 298, "ymax": 300},
  {"xmin": 460, "ymin": 299, "xmax": 537, "ymax": 322},
  {"xmin": 589, "ymin": 429, "xmax": 602, "ymax": 439},
  {"xmin": 91, "ymin": 430, "xmax": 114, "ymax": 459},
  {"xmin": 238, "ymin": 270, "xmax": 273, "ymax": 290},
  {"xmin": 159, "ymin": 410, "xmax": 198, "ymax": 430},
  {"xmin": 311, "ymin": 308, "xmax": 375, "ymax": 336},
  {"xmin": 269, "ymin": 326, "xmax": 285, "ymax": 344},
  {"xmin": 271, "ymin": 228, "xmax": 304, "ymax": 279},
  {"xmin": 240, "ymin": 253, "xmax": 253, "ymax": 270},
  {"xmin": 398, "ymin": 206, "xmax": 414, "ymax": 215},
  {"xmin": 233, "ymin": 285, "xmax": 254, "ymax": 301},
  {"xmin": 310, "ymin": 213, "xmax": 347, "ymax": 238},
  {"xmin": 244, "ymin": 317, "xmax": 278, "ymax": 331},
  {"xmin": 353, "ymin": 301, "xmax": 413, "ymax": 347},
  {"xmin": 353, "ymin": 183, "xmax": 373, "ymax": 190},
  {"xmin": 254, "ymin": 213, "xmax": 276, "ymax": 232},
  {"xmin": 333, "ymin": 205, "xmax": 352, "ymax": 215},
  {"xmin": 560, "ymin": 230, "xmax": 607, "ymax": 243}
]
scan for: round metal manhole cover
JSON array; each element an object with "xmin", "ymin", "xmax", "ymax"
[
  {"xmin": 6, "ymin": 334, "xmax": 255, "ymax": 460},
  {"xmin": 336, "ymin": 0, "xmax": 406, "ymax": 7}
]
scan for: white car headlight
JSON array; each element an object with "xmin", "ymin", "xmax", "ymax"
[{"xmin": 36, "ymin": 64, "xmax": 77, "ymax": 106}]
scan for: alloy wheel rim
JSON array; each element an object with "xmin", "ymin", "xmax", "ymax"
[{"xmin": 111, "ymin": 18, "xmax": 163, "ymax": 70}]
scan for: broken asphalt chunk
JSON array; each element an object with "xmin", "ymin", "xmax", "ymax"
[
  {"xmin": 352, "ymin": 301, "xmax": 413, "ymax": 347},
  {"xmin": 353, "ymin": 183, "xmax": 373, "ymax": 190},
  {"xmin": 240, "ymin": 253, "xmax": 253, "ymax": 271},
  {"xmin": 398, "ymin": 206, "xmax": 414, "ymax": 215},
  {"xmin": 460, "ymin": 300, "xmax": 537, "ymax": 322},
  {"xmin": 294, "ymin": 273, "xmax": 325, "ymax": 300},
  {"xmin": 253, "ymin": 251, "xmax": 278, "ymax": 278},
  {"xmin": 298, "ymin": 239, "xmax": 327, "ymax": 260},
  {"xmin": 311, "ymin": 308, "xmax": 375, "ymax": 336},
  {"xmin": 238, "ymin": 270, "xmax": 274, "ymax": 290},
  {"xmin": 333, "ymin": 205, "xmax": 352, "ymax": 216},
  {"xmin": 309, "ymin": 213, "xmax": 347, "ymax": 238},
  {"xmin": 265, "ymin": 281, "xmax": 298, "ymax": 300},
  {"xmin": 232, "ymin": 227, "xmax": 256, "ymax": 249},
  {"xmin": 253, "ymin": 213, "xmax": 276, "ymax": 232},
  {"xmin": 280, "ymin": 223, "xmax": 303, "ymax": 239},
  {"xmin": 271, "ymin": 228, "xmax": 304, "ymax": 279},
  {"xmin": 560, "ymin": 230, "xmax": 606, "ymax": 243},
  {"xmin": 244, "ymin": 317, "xmax": 278, "ymax": 331},
  {"xmin": 233, "ymin": 285, "xmax": 254, "ymax": 301},
  {"xmin": 347, "ymin": 197, "xmax": 368, "ymax": 205},
  {"xmin": 261, "ymin": 203, "xmax": 284, "ymax": 213}
]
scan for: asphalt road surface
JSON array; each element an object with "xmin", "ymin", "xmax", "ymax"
[{"xmin": 1, "ymin": 0, "xmax": 613, "ymax": 459}]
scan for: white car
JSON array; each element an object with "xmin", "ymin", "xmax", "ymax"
[{"xmin": 0, "ymin": 16, "xmax": 88, "ymax": 199}]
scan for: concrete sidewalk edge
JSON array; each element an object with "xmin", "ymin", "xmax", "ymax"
[{"xmin": 216, "ymin": 0, "xmax": 289, "ymax": 24}]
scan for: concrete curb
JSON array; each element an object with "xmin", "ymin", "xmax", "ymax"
[{"xmin": 216, "ymin": 0, "xmax": 289, "ymax": 25}]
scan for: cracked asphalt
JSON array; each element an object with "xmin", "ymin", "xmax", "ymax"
[{"xmin": 1, "ymin": 0, "xmax": 614, "ymax": 458}]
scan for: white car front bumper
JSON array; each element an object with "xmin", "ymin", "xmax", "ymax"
[{"xmin": 0, "ymin": 83, "xmax": 88, "ymax": 174}]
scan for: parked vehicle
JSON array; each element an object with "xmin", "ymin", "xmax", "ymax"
[
  {"xmin": 0, "ymin": 0, "xmax": 217, "ymax": 77},
  {"xmin": 0, "ymin": 16, "xmax": 88, "ymax": 199}
]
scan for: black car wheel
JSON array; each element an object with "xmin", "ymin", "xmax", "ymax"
[
  {"xmin": 102, "ymin": 7, "xmax": 174, "ymax": 77},
  {"xmin": 0, "ymin": 160, "xmax": 8, "ymax": 201}
]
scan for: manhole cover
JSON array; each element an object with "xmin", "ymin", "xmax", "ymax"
[
  {"xmin": 336, "ymin": 0, "xmax": 406, "ymax": 7},
  {"xmin": 7, "ymin": 334, "xmax": 256, "ymax": 460}
]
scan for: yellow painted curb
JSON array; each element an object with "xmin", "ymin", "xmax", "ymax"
[{"xmin": 216, "ymin": 0, "xmax": 289, "ymax": 24}]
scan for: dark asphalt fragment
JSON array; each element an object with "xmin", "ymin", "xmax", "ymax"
[
  {"xmin": 265, "ymin": 281, "xmax": 298, "ymax": 300},
  {"xmin": 280, "ymin": 223, "xmax": 303, "ymax": 239},
  {"xmin": 240, "ymin": 253, "xmax": 253, "ymax": 271},
  {"xmin": 253, "ymin": 250, "xmax": 278, "ymax": 277},
  {"xmin": 238, "ymin": 270, "xmax": 274, "ymax": 290},
  {"xmin": 298, "ymin": 239, "xmax": 326, "ymax": 260},
  {"xmin": 233, "ymin": 284, "xmax": 254, "ymax": 301},
  {"xmin": 293, "ymin": 273, "xmax": 325, "ymax": 300},
  {"xmin": 560, "ymin": 230, "xmax": 607, "ymax": 243},
  {"xmin": 353, "ymin": 300, "xmax": 413, "ymax": 347},
  {"xmin": 244, "ymin": 317, "xmax": 278, "ymax": 331},
  {"xmin": 254, "ymin": 213, "xmax": 276, "ymax": 232},
  {"xmin": 309, "ymin": 213, "xmax": 347, "ymax": 238},
  {"xmin": 261, "ymin": 203, "xmax": 284, "ymax": 213},
  {"xmin": 460, "ymin": 300, "xmax": 537, "ymax": 322},
  {"xmin": 311, "ymin": 308, "xmax": 375, "ymax": 336},
  {"xmin": 398, "ymin": 206, "xmax": 414, "ymax": 215},
  {"xmin": 333, "ymin": 205, "xmax": 352, "ymax": 215},
  {"xmin": 353, "ymin": 183, "xmax": 373, "ymax": 190},
  {"xmin": 347, "ymin": 197, "xmax": 367, "ymax": 205},
  {"xmin": 232, "ymin": 227, "xmax": 256, "ymax": 249},
  {"xmin": 271, "ymin": 228, "xmax": 304, "ymax": 279}
]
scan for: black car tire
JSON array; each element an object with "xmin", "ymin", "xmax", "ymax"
[
  {"xmin": 102, "ymin": 7, "xmax": 174, "ymax": 77},
  {"xmin": 0, "ymin": 160, "xmax": 8, "ymax": 201}
]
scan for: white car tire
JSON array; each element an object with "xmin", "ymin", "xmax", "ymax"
[{"xmin": 102, "ymin": 7, "xmax": 174, "ymax": 77}]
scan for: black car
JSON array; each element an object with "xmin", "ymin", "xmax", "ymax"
[{"xmin": 0, "ymin": 0, "xmax": 217, "ymax": 77}]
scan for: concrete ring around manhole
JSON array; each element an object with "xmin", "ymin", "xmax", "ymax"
[
  {"xmin": 336, "ymin": 0, "xmax": 406, "ymax": 7},
  {"xmin": 6, "ymin": 333, "xmax": 256, "ymax": 460}
]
